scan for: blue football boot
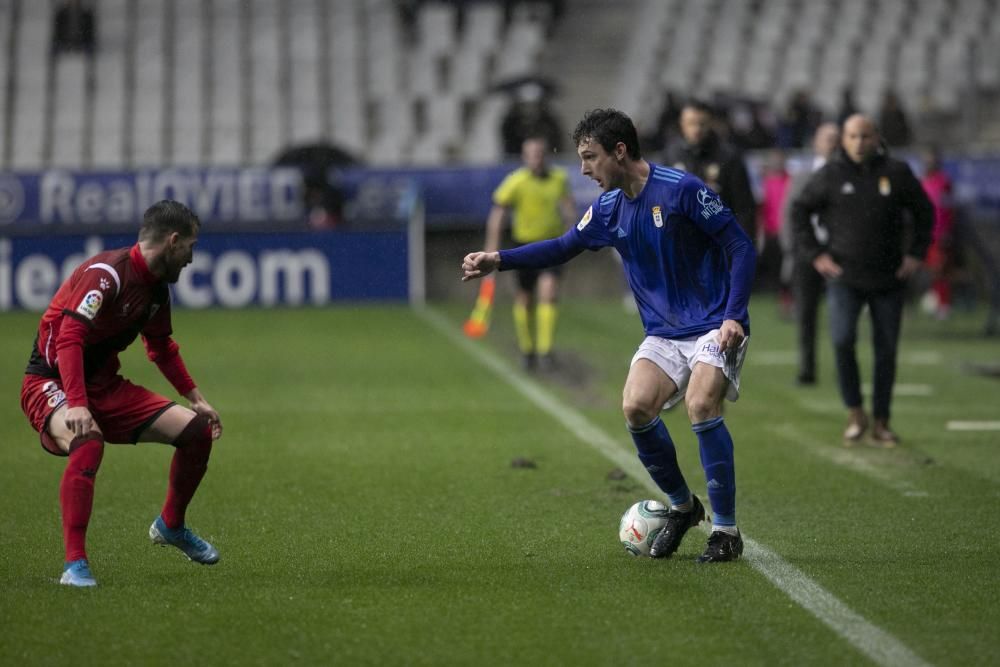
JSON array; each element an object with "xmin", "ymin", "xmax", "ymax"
[
  {"xmin": 60, "ymin": 558, "xmax": 97, "ymax": 587},
  {"xmin": 149, "ymin": 516, "xmax": 220, "ymax": 565}
]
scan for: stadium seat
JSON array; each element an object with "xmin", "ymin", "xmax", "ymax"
[
  {"xmin": 171, "ymin": 0, "xmax": 206, "ymax": 166},
  {"xmin": 208, "ymin": 0, "xmax": 245, "ymax": 165},
  {"xmin": 51, "ymin": 54, "xmax": 88, "ymax": 167},
  {"xmin": 0, "ymin": 0, "xmax": 12, "ymax": 167},
  {"xmin": 10, "ymin": 0, "xmax": 51, "ymax": 169}
]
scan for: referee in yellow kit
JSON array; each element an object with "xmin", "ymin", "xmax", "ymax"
[{"xmin": 484, "ymin": 135, "xmax": 578, "ymax": 371}]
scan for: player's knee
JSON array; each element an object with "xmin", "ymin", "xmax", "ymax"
[
  {"xmin": 622, "ymin": 395, "xmax": 658, "ymax": 428},
  {"xmin": 173, "ymin": 413, "xmax": 213, "ymax": 456},
  {"xmin": 685, "ymin": 395, "xmax": 720, "ymax": 424}
]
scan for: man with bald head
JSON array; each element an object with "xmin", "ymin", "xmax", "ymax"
[{"xmin": 791, "ymin": 114, "xmax": 933, "ymax": 446}]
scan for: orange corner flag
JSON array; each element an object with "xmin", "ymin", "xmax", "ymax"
[{"xmin": 463, "ymin": 276, "xmax": 495, "ymax": 338}]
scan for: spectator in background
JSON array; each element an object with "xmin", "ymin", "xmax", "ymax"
[
  {"xmin": 780, "ymin": 122, "xmax": 840, "ymax": 385},
  {"xmin": 837, "ymin": 86, "xmax": 858, "ymax": 126},
  {"xmin": 920, "ymin": 145, "xmax": 956, "ymax": 319},
  {"xmin": 52, "ymin": 0, "xmax": 96, "ymax": 56},
  {"xmin": 500, "ymin": 83, "xmax": 565, "ymax": 158},
  {"xmin": 662, "ymin": 99, "xmax": 757, "ymax": 240},
  {"xmin": 757, "ymin": 149, "xmax": 791, "ymax": 302},
  {"xmin": 730, "ymin": 101, "xmax": 776, "ymax": 150},
  {"xmin": 481, "ymin": 135, "xmax": 577, "ymax": 370},
  {"xmin": 791, "ymin": 115, "xmax": 933, "ymax": 446},
  {"xmin": 641, "ymin": 90, "xmax": 683, "ymax": 154},
  {"xmin": 776, "ymin": 90, "xmax": 821, "ymax": 148},
  {"xmin": 878, "ymin": 89, "xmax": 913, "ymax": 147}
]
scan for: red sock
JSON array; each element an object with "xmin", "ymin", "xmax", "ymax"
[
  {"xmin": 60, "ymin": 438, "xmax": 105, "ymax": 562},
  {"xmin": 161, "ymin": 419, "xmax": 213, "ymax": 530},
  {"xmin": 933, "ymin": 279, "xmax": 951, "ymax": 308}
]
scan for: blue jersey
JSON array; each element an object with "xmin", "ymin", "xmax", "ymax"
[{"xmin": 499, "ymin": 164, "xmax": 756, "ymax": 339}]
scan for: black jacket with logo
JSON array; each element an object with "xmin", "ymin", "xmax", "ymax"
[
  {"xmin": 790, "ymin": 146, "xmax": 934, "ymax": 291},
  {"xmin": 662, "ymin": 132, "xmax": 757, "ymax": 239}
]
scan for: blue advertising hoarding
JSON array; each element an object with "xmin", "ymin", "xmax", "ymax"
[
  {"xmin": 0, "ymin": 231, "xmax": 410, "ymax": 311},
  {"xmin": 0, "ymin": 168, "xmax": 305, "ymax": 228},
  {"xmin": 1, "ymin": 159, "xmax": 998, "ymax": 232}
]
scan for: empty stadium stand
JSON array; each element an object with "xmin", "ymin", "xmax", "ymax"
[{"xmin": 0, "ymin": 0, "xmax": 998, "ymax": 170}]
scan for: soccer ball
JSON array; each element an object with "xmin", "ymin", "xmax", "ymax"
[{"xmin": 619, "ymin": 500, "xmax": 671, "ymax": 556}]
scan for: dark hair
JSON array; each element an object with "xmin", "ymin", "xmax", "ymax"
[
  {"xmin": 571, "ymin": 108, "xmax": 642, "ymax": 160},
  {"xmin": 139, "ymin": 200, "xmax": 201, "ymax": 242},
  {"xmin": 681, "ymin": 98, "xmax": 713, "ymax": 116}
]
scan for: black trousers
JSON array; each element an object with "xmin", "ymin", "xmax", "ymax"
[{"xmin": 793, "ymin": 260, "xmax": 825, "ymax": 380}]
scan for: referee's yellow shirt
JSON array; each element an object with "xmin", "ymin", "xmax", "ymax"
[{"xmin": 492, "ymin": 167, "xmax": 571, "ymax": 244}]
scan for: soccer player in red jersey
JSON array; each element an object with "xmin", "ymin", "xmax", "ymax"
[{"xmin": 20, "ymin": 200, "xmax": 224, "ymax": 587}]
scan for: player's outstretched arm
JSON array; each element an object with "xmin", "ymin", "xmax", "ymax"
[
  {"xmin": 462, "ymin": 251, "xmax": 500, "ymax": 282},
  {"xmin": 185, "ymin": 387, "xmax": 223, "ymax": 440}
]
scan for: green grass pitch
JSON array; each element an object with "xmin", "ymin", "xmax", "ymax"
[{"xmin": 0, "ymin": 297, "xmax": 997, "ymax": 665}]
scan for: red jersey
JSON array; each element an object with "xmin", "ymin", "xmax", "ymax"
[{"xmin": 25, "ymin": 244, "xmax": 195, "ymax": 408}]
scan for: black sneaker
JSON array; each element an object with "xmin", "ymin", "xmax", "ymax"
[
  {"xmin": 648, "ymin": 495, "xmax": 706, "ymax": 559},
  {"xmin": 697, "ymin": 530, "xmax": 744, "ymax": 563}
]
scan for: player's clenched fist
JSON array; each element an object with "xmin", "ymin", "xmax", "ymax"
[{"xmin": 462, "ymin": 251, "xmax": 500, "ymax": 281}]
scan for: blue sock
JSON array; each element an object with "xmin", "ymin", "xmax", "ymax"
[
  {"xmin": 628, "ymin": 416, "xmax": 691, "ymax": 507},
  {"xmin": 692, "ymin": 417, "xmax": 736, "ymax": 527}
]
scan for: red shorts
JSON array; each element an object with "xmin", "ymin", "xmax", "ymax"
[{"xmin": 21, "ymin": 373, "xmax": 175, "ymax": 456}]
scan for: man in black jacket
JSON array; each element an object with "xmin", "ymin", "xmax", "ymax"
[
  {"xmin": 662, "ymin": 100, "xmax": 757, "ymax": 240},
  {"xmin": 791, "ymin": 114, "xmax": 933, "ymax": 446}
]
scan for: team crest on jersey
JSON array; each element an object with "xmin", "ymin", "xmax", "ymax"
[
  {"xmin": 879, "ymin": 176, "xmax": 891, "ymax": 196},
  {"xmin": 696, "ymin": 188, "xmax": 724, "ymax": 220},
  {"xmin": 652, "ymin": 205, "xmax": 663, "ymax": 228},
  {"xmin": 76, "ymin": 290, "xmax": 103, "ymax": 320},
  {"xmin": 576, "ymin": 205, "xmax": 593, "ymax": 230}
]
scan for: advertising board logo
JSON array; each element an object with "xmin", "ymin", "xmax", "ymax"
[{"xmin": 0, "ymin": 174, "xmax": 26, "ymax": 224}]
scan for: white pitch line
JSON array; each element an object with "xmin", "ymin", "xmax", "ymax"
[
  {"xmin": 901, "ymin": 351, "xmax": 943, "ymax": 365},
  {"xmin": 946, "ymin": 421, "xmax": 1000, "ymax": 431},
  {"xmin": 418, "ymin": 306, "xmax": 932, "ymax": 667}
]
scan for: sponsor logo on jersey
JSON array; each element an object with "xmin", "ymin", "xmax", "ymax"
[
  {"xmin": 42, "ymin": 380, "xmax": 66, "ymax": 408},
  {"xmin": 696, "ymin": 188, "xmax": 724, "ymax": 220},
  {"xmin": 617, "ymin": 226, "xmax": 627, "ymax": 238},
  {"xmin": 700, "ymin": 341, "xmax": 723, "ymax": 358},
  {"xmin": 576, "ymin": 205, "xmax": 593, "ymax": 231},
  {"xmin": 76, "ymin": 290, "xmax": 103, "ymax": 320},
  {"xmin": 99, "ymin": 277, "xmax": 110, "ymax": 291},
  {"xmin": 149, "ymin": 303, "xmax": 160, "ymax": 319},
  {"xmin": 841, "ymin": 182, "xmax": 855, "ymax": 194},
  {"xmin": 879, "ymin": 176, "xmax": 891, "ymax": 196},
  {"xmin": 652, "ymin": 205, "xmax": 663, "ymax": 228}
]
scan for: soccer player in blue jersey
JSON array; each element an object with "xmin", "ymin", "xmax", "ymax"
[{"xmin": 462, "ymin": 109, "xmax": 756, "ymax": 562}]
